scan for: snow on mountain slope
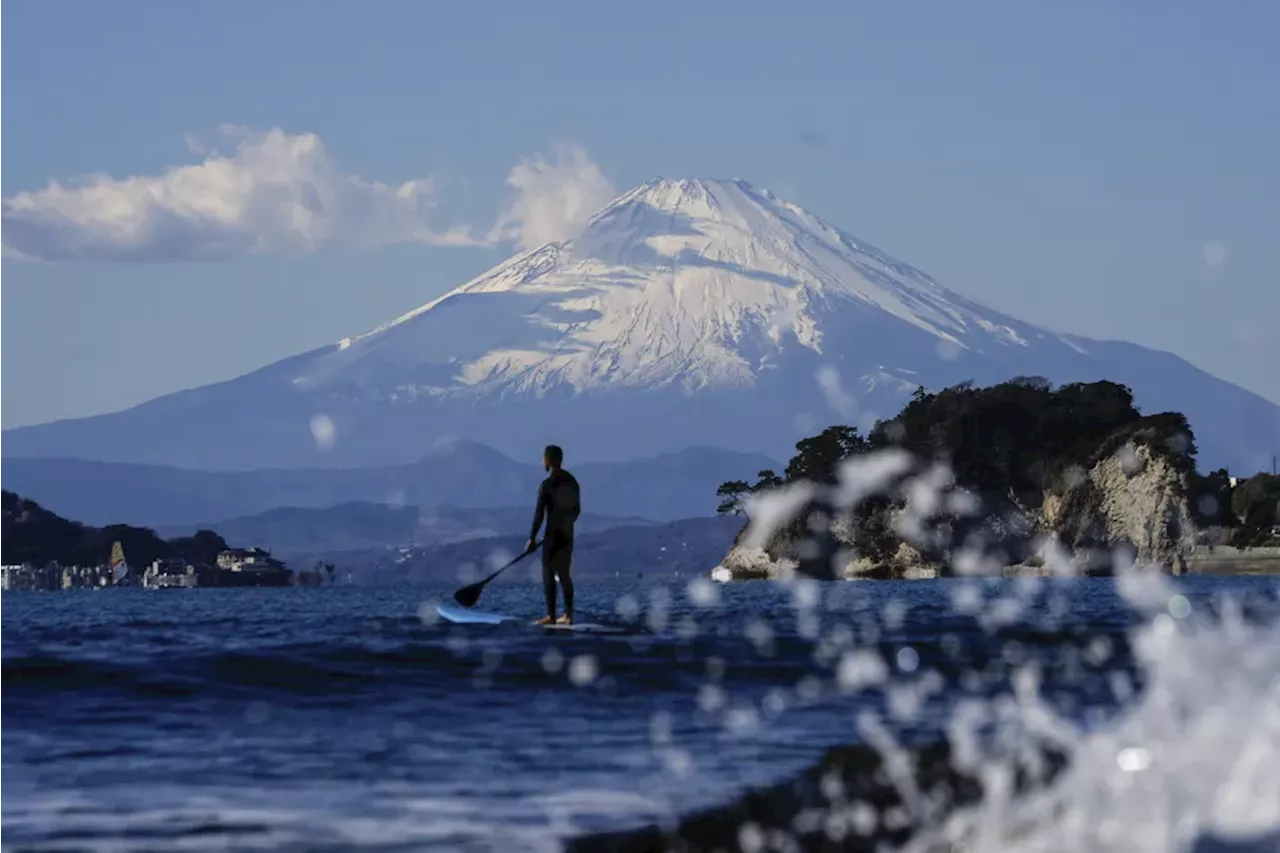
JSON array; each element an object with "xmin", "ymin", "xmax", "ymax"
[
  {"xmin": 4, "ymin": 178, "xmax": 1277, "ymax": 473},
  {"xmin": 296, "ymin": 178, "xmax": 1045, "ymax": 401}
]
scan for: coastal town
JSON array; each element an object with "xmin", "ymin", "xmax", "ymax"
[{"xmin": 1, "ymin": 541, "xmax": 331, "ymax": 591}]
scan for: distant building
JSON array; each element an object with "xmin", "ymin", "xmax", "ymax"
[
  {"xmin": 143, "ymin": 557, "xmax": 198, "ymax": 589},
  {"xmin": 1, "ymin": 565, "xmax": 26, "ymax": 591},
  {"xmin": 61, "ymin": 564, "xmax": 115, "ymax": 590},
  {"xmin": 214, "ymin": 548, "xmax": 292, "ymax": 587},
  {"xmin": 2, "ymin": 548, "xmax": 293, "ymax": 592},
  {"xmin": 1, "ymin": 563, "xmax": 63, "ymax": 591},
  {"xmin": 217, "ymin": 547, "xmax": 284, "ymax": 572}
]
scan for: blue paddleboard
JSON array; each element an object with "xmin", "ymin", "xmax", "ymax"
[
  {"xmin": 540, "ymin": 621, "xmax": 628, "ymax": 634},
  {"xmin": 436, "ymin": 603, "xmax": 513, "ymax": 625},
  {"xmin": 436, "ymin": 602, "xmax": 628, "ymax": 633}
]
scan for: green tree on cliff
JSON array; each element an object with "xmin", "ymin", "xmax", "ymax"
[
  {"xmin": 716, "ymin": 469, "xmax": 783, "ymax": 517},
  {"xmin": 784, "ymin": 426, "xmax": 869, "ymax": 483},
  {"xmin": 715, "ymin": 427, "xmax": 870, "ymax": 514}
]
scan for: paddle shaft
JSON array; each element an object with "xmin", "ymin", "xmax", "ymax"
[
  {"xmin": 453, "ymin": 540, "xmax": 542, "ymax": 606},
  {"xmin": 477, "ymin": 543, "xmax": 540, "ymax": 586}
]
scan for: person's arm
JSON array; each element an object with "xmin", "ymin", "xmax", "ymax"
[
  {"xmin": 528, "ymin": 480, "xmax": 548, "ymax": 545},
  {"xmin": 571, "ymin": 479, "xmax": 581, "ymax": 523}
]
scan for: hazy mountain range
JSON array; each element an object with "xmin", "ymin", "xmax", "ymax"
[
  {"xmin": 310, "ymin": 516, "xmax": 746, "ymax": 587},
  {"xmin": 1, "ymin": 442, "xmax": 778, "ymax": 528},
  {"xmin": 156, "ymin": 501, "xmax": 654, "ymax": 558}
]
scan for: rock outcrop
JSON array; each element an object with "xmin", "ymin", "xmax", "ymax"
[
  {"xmin": 1043, "ymin": 440, "xmax": 1197, "ymax": 574},
  {"xmin": 712, "ymin": 438, "xmax": 1198, "ymax": 581}
]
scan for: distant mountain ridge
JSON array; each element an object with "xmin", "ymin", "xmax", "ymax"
[
  {"xmin": 4, "ymin": 177, "xmax": 1277, "ymax": 473},
  {"xmin": 308, "ymin": 516, "xmax": 746, "ymax": 586},
  {"xmin": 2, "ymin": 442, "xmax": 779, "ymax": 528},
  {"xmin": 156, "ymin": 501, "xmax": 654, "ymax": 558}
]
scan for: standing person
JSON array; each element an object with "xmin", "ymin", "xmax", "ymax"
[{"xmin": 527, "ymin": 445, "xmax": 580, "ymax": 625}]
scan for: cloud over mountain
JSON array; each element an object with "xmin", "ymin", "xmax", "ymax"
[
  {"xmin": 1, "ymin": 129, "xmax": 609, "ymax": 262},
  {"xmin": 488, "ymin": 143, "xmax": 617, "ymax": 251}
]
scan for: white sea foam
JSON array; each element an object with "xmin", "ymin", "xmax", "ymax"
[{"xmin": 723, "ymin": 448, "xmax": 1280, "ymax": 853}]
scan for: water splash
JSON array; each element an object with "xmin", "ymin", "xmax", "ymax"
[{"xmin": 665, "ymin": 447, "xmax": 1280, "ymax": 852}]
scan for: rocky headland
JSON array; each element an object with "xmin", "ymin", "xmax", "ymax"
[{"xmin": 712, "ymin": 379, "xmax": 1280, "ymax": 581}]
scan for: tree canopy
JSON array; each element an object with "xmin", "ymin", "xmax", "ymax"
[
  {"xmin": 721, "ymin": 378, "xmax": 1197, "ymax": 502},
  {"xmin": 718, "ymin": 377, "xmax": 1276, "ymax": 545},
  {"xmin": 2, "ymin": 490, "xmax": 229, "ymax": 568}
]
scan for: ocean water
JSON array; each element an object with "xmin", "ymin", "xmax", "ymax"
[{"xmin": 3, "ymin": 576, "xmax": 1279, "ymax": 852}]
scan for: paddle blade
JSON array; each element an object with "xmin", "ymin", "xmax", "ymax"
[
  {"xmin": 450, "ymin": 542, "xmax": 539, "ymax": 608},
  {"xmin": 453, "ymin": 583, "xmax": 483, "ymax": 608}
]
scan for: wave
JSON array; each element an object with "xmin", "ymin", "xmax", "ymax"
[{"xmin": 570, "ymin": 573, "xmax": 1280, "ymax": 853}]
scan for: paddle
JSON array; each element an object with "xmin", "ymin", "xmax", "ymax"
[{"xmin": 453, "ymin": 540, "xmax": 542, "ymax": 608}]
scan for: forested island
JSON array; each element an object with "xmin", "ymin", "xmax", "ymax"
[{"xmin": 714, "ymin": 378, "xmax": 1280, "ymax": 580}]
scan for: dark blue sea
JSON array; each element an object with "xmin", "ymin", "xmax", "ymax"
[{"xmin": 4, "ymin": 576, "xmax": 1280, "ymax": 852}]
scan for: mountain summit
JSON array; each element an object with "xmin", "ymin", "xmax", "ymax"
[
  {"xmin": 5, "ymin": 178, "xmax": 1277, "ymax": 472},
  {"xmin": 307, "ymin": 178, "xmax": 1038, "ymax": 399}
]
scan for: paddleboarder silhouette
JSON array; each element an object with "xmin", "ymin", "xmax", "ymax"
[{"xmin": 527, "ymin": 444, "xmax": 580, "ymax": 625}]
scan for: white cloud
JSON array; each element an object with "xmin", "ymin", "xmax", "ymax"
[
  {"xmin": 2, "ymin": 132, "xmax": 617, "ymax": 263},
  {"xmin": 2, "ymin": 243, "xmax": 38, "ymax": 261},
  {"xmin": 0, "ymin": 127, "xmax": 480, "ymax": 262},
  {"xmin": 487, "ymin": 143, "xmax": 617, "ymax": 251}
]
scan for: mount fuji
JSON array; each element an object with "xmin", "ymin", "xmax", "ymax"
[{"xmin": 5, "ymin": 178, "xmax": 1277, "ymax": 474}]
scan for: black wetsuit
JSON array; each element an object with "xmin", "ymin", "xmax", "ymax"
[{"xmin": 530, "ymin": 468, "xmax": 581, "ymax": 619}]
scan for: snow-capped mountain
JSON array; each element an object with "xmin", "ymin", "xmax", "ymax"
[
  {"xmin": 305, "ymin": 179, "xmax": 1040, "ymax": 398},
  {"xmin": 5, "ymin": 178, "xmax": 1278, "ymax": 474}
]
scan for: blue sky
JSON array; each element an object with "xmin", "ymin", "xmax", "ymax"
[{"xmin": 4, "ymin": 0, "xmax": 1278, "ymax": 428}]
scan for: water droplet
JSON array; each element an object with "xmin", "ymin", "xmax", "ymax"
[
  {"xmin": 568, "ymin": 654, "xmax": 598, "ymax": 686},
  {"xmin": 661, "ymin": 747, "xmax": 692, "ymax": 778},
  {"xmin": 837, "ymin": 650, "xmax": 888, "ymax": 692},
  {"xmin": 698, "ymin": 684, "xmax": 726, "ymax": 712},
  {"xmin": 309, "ymin": 414, "xmax": 336, "ymax": 450},
  {"xmin": 1202, "ymin": 239, "xmax": 1227, "ymax": 268},
  {"xmin": 1116, "ymin": 746, "xmax": 1152, "ymax": 772},
  {"xmin": 417, "ymin": 602, "xmax": 440, "ymax": 625},
  {"xmin": 650, "ymin": 710, "xmax": 673, "ymax": 745},
  {"xmin": 687, "ymin": 577, "xmax": 719, "ymax": 607},
  {"xmin": 738, "ymin": 822, "xmax": 766, "ymax": 853},
  {"xmin": 791, "ymin": 578, "xmax": 820, "ymax": 610},
  {"xmin": 614, "ymin": 593, "xmax": 640, "ymax": 619},
  {"xmin": 935, "ymin": 338, "xmax": 962, "ymax": 361},
  {"xmin": 705, "ymin": 656, "xmax": 726, "ymax": 681}
]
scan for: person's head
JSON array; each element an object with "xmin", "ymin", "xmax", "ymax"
[{"xmin": 543, "ymin": 444, "xmax": 563, "ymax": 472}]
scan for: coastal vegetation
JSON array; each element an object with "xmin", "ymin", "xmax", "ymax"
[
  {"xmin": 3, "ymin": 490, "xmax": 230, "ymax": 569},
  {"xmin": 715, "ymin": 378, "xmax": 1280, "ymax": 578}
]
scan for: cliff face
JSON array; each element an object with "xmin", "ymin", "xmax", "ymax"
[
  {"xmin": 1043, "ymin": 441, "xmax": 1197, "ymax": 574},
  {"xmin": 713, "ymin": 440, "xmax": 1198, "ymax": 580}
]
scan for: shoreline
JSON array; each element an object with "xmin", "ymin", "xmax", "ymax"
[
  {"xmin": 712, "ymin": 545, "xmax": 1280, "ymax": 581},
  {"xmin": 1184, "ymin": 545, "xmax": 1280, "ymax": 576}
]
